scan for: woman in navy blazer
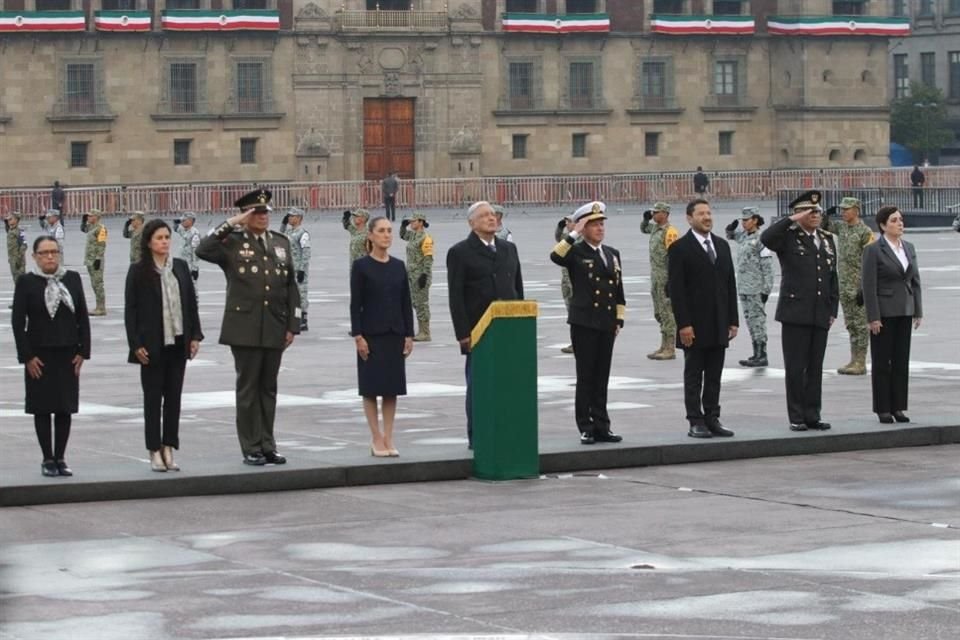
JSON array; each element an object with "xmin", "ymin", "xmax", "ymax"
[
  {"xmin": 11, "ymin": 236, "xmax": 90, "ymax": 477},
  {"xmin": 350, "ymin": 216, "xmax": 414, "ymax": 457},
  {"xmin": 861, "ymin": 206, "xmax": 922, "ymax": 424},
  {"xmin": 125, "ymin": 220, "xmax": 203, "ymax": 471}
]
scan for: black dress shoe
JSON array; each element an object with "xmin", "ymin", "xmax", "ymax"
[
  {"xmin": 705, "ymin": 418, "xmax": 735, "ymax": 437},
  {"xmin": 55, "ymin": 460, "xmax": 73, "ymax": 476},
  {"xmin": 243, "ymin": 452, "xmax": 267, "ymax": 466},
  {"xmin": 594, "ymin": 431, "xmax": 623, "ymax": 443},
  {"xmin": 41, "ymin": 460, "xmax": 59, "ymax": 477},
  {"xmin": 580, "ymin": 432, "xmax": 596, "ymax": 445},
  {"xmin": 263, "ymin": 451, "xmax": 286, "ymax": 465},
  {"xmin": 877, "ymin": 413, "xmax": 894, "ymax": 424},
  {"xmin": 688, "ymin": 423, "xmax": 712, "ymax": 438},
  {"xmin": 892, "ymin": 411, "xmax": 910, "ymax": 423},
  {"xmin": 806, "ymin": 421, "xmax": 832, "ymax": 430},
  {"xmin": 789, "ymin": 423, "xmax": 808, "ymax": 431}
]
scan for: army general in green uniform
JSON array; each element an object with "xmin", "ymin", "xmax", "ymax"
[
  {"xmin": 400, "ymin": 211, "xmax": 434, "ymax": 341},
  {"xmin": 83, "ymin": 209, "xmax": 108, "ymax": 316},
  {"xmin": 196, "ymin": 189, "xmax": 301, "ymax": 466}
]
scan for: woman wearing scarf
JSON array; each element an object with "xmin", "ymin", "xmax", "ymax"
[
  {"xmin": 124, "ymin": 220, "xmax": 203, "ymax": 472},
  {"xmin": 11, "ymin": 236, "xmax": 91, "ymax": 477}
]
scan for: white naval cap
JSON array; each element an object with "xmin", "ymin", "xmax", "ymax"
[{"xmin": 571, "ymin": 201, "xmax": 607, "ymax": 224}]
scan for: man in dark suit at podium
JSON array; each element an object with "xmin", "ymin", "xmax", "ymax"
[
  {"xmin": 551, "ymin": 201, "xmax": 626, "ymax": 445},
  {"xmin": 668, "ymin": 199, "xmax": 739, "ymax": 439},
  {"xmin": 447, "ymin": 201, "xmax": 524, "ymax": 448}
]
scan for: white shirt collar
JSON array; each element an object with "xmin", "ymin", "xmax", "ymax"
[{"xmin": 691, "ymin": 229, "xmax": 711, "ymax": 246}]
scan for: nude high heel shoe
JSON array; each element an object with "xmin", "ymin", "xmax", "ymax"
[
  {"xmin": 150, "ymin": 450, "xmax": 167, "ymax": 472},
  {"xmin": 162, "ymin": 445, "xmax": 179, "ymax": 471}
]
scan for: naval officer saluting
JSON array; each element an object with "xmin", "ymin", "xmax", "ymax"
[{"xmin": 197, "ymin": 189, "xmax": 302, "ymax": 465}]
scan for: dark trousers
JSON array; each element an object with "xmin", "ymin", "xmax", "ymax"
[
  {"xmin": 34, "ymin": 413, "xmax": 71, "ymax": 461},
  {"xmin": 870, "ymin": 315, "xmax": 912, "ymax": 414},
  {"xmin": 912, "ymin": 187, "xmax": 924, "ymax": 208},
  {"xmin": 781, "ymin": 323, "xmax": 828, "ymax": 424},
  {"xmin": 682, "ymin": 346, "xmax": 726, "ymax": 424},
  {"xmin": 140, "ymin": 341, "xmax": 187, "ymax": 451},
  {"xmin": 231, "ymin": 346, "xmax": 284, "ymax": 455},
  {"xmin": 571, "ymin": 324, "xmax": 616, "ymax": 435},
  {"xmin": 384, "ymin": 195, "xmax": 396, "ymax": 221}
]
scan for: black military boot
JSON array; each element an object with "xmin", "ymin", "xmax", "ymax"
[
  {"xmin": 300, "ymin": 312, "xmax": 309, "ymax": 332},
  {"xmin": 739, "ymin": 341, "xmax": 759, "ymax": 367},
  {"xmin": 753, "ymin": 341, "xmax": 768, "ymax": 367}
]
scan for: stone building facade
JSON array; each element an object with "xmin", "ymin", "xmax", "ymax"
[{"xmin": 0, "ymin": 0, "xmax": 906, "ymax": 186}]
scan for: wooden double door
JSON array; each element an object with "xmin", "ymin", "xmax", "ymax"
[{"xmin": 363, "ymin": 98, "xmax": 415, "ymax": 180}]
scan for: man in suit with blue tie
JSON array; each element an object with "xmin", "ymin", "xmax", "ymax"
[
  {"xmin": 668, "ymin": 199, "xmax": 739, "ymax": 438},
  {"xmin": 550, "ymin": 201, "xmax": 626, "ymax": 445},
  {"xmin": 446, "ymin": 201, "xmax": 524, "ymax": 448}
]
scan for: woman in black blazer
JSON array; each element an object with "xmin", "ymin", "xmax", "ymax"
[
  {"xmin": 350, "ymin": 216, "xmax": 414, "ymax": 457},
  {"xmin": 125, "ymin": 220, "xmax": 203, "ymax": 472},
  {"xmin": 11, "ymin": 236, "xmax": 91, "ymax": 477},
  {"xmin": 861, "ymin": 206, "xmax": 922, "ymax": 424}
]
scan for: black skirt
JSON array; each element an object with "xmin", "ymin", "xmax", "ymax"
[
  {"xmin": 24, "ymin": 347, "xmax": 80, "ymax": 415},
  {"xmin": 357, "ymin": 333, "xmax": 407, "ymax": 397}
]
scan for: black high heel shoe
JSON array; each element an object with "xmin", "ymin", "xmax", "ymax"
[
  {"xmin": 55, "ymin": 460, "xmax": 73, "ymax": 476},
  {"xmin": 41, "ymin": 460, "xmax": 59, "ymax": 477},
  {"xmin": 892, "ymin": 411, "xmax": 910, "ymax": 423},
  {"xmin": 877, "ymin": 413, "xmax": 894, "ymax": 424}
]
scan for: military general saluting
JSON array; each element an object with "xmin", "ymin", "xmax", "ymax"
[{"xmin": 196, "ymin": 189, "xmax": 301, "ymax": 466}]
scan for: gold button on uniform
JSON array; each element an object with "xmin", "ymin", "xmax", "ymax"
[
  {"xmin": 265, "ymin": 285, "xmax": 271, "ymax": 291},
  {"xmin": 595, "ymin": 290, "xmax": 600, "ymax": 295},
  {"xmin": 594, "ymin": 302, "xmax": 599, "ymax": 307},
  {"xmin": 264, "ymin": 300, "xmax": 269, "ymax": 306}
]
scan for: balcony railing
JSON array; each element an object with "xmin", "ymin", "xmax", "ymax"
[
  {"xmin": 335, "ymin": 9, "xmax": 448, "ymax": 32},
  {"xmin": 632, "ymin": 95, "xmax": 680, "ymax": 110},
  {"xmin": 224, "ymin": 97, "xmax": 281, "ymax": 116},
  {"xmin": 154, "ymin": 100, "xmax": 213, "ymax": 117},
  {"xmin": 49, "ymin": 100, "xmax": 114, "ymax": 119},
  {"xmin": 496, "ymin": 95, "xmax": 545, "ymax": 112},
  {"xmin": 703, "ymin": 93, "xmax": 753, "ymax": 109}
]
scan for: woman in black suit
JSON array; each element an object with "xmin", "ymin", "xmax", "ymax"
[
  {"xmin": 125, "ymin": 220, "xmax": 203, "ymax": 472},
  {"xmin": 350, "ymin": 216, "xmax": 414, "ymax": 457},
  {"xmin": 11, "ymin": 236, "xmax": 90, "ymax": 477},
  {"xmin": 861, "ymin": 206, "xmax": 922, "ymax": 424}
]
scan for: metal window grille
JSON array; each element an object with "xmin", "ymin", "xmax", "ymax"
[
  {"xmin": 512, "ymin": 134, "xmax": 527, "ymax": 160},
  {"xmin": 566, "ymin": 0, "xmax": 597, "ymax": 13},
  {"xmin": 237, "ymin": 63, "xmax": 264, "ymax": 113},
  {"xmin": 170, "ymin": 63, "xmax": 197, "ymax": 114},
  {"xmin": 36, "ymin": 0, "xmax": 71, "ymax": 10},
  {"xmin": 894, "ymin": 54, "xmax": 910, "ymax": 99},
  {"xmin": 572, "ymin": 133, "xmax": 587, "ymax": 158},
  {"xmin": 166, "ymin": 0, "xmax": 200, "ymax": 9},
  {"xmin": 70, "ymin": 142, "xmax": 88, "ymax": 168},
  {"xmin": 506, "ymin": 0, "xmax": 538, "ymax": 12},
  {"xmin": 642, "ymin": 62, "xmax": 666, "ymax": 98},
  {"xmin": 714, "ymin": 60, "xmax": 738, "ymax": 104},
  {"xmin": 174, "ymin": 140, "xmax": 191, "ymax": 166},
  {"xmin": 66, "ymin": 64, "xmax": 96, "ymax": 115},
  {"xmin": 921, "ymin": 53, "xmax": 936, "ymax": 89},
  {"xmin": 653, "ymin": 0, "xmax": 683, "ymax": 13},
  {"xmin": 713, "ymin": 1, "xmax": 742, "ymax": 15},
  {"xmin": 719, "ymin": 131, "xmax": 734, "ymax": 156},
  {"xmin": 102, "ymin": 0, "xmax": 138, "ymax": 10},
  {"xmin": 569, "ymin": 62, "xmax": 594, "ymax": 110},
  {"xmin": 832, "ymin": 1, "xmax": 865, "ymax": 15},
  {"xmin": 235, "ymin": 0, "xmax": 269, "ymax": 9},
  {"xmin": 645, "ymin": 132, "xmax": 660, "ymax": 157},
  {"xmin": 509, "ymin": 63, "xmax": 533, "ymax": 110},
  {"xmin": 241, "ymin": 138, "xmax": 257, "ymax": 164},
  {"xmin": 950, "ymin": 52, "xmax": 960, "ymax": 99}
]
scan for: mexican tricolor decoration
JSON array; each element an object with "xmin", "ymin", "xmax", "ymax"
[
  {"xmin": 767, "ymin": 16, "xmax": 910, "ymax": 37},
  {"xmin": 94, "ymin": 11, "xmax": 151, "ymax": 32},
  {"xmin": 0, "ymin": 11, "xmax": 86, "ymax": 32},
  {"xmin": 501, "ymin": 13, "xmax": 610, "ymax": 34},
  {"xmin": 161, "ymin": 10, "xmax": 280, "ymax": 31},
  {"xmin": 650, "ymin": 14, "xmax": 755, "ymax": 35}
]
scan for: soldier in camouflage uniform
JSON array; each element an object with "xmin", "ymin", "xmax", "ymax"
[
  {"xmin": 493, "ymin": 204, "xmax": 513, "ymax": 242},
  {"xmin": 42, "ymin": 210, "xmax": 66, "ymax": 263},
  {"xmin": 725, "ymin": 207, "xmax": 775, "ymax": 367},
  {"xmin": 555, "ymin": 215, "xmax": 576, "ymax": 353},
  {"xmin": 84, "ymin": 209, "xmax": 108, "ymax": 316},
  {"xmin": 641, "ymin": 201, "xmax": 679, "ymax": 360},
  {"xmin": 6, "ymin": 213, "xmax": 27, "ymax": 307},
  {"xmin": 822, "ymin": 196, "xmax": 875, "ymax": 375},
  {"xmin": 175, "ymin": 212, "xmax": 202, "ymax": 280},
  {"xmin": 281, "ymin": 207, "xmax": 311, "ymax": 332},
  {"xmin": 342, "ymin": 208, "xmax": 370, "ymax": 269},
  {"xmin": 400, "ymin": 211, "xmax": 434, "ymax": 341},
  {"xmin": 123, "ymin": 211, "xmax": 145, "ymax": 263}
]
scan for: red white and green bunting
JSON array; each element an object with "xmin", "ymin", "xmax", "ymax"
[
  {"xmin": 767, "ymin": 16, "xmax": 910, "ymax": 37},
  {"xmin": 502, "ymin": 13, "xmax": 610, "ymax": 34},
  {"xmin": 650, "ymin": 14, "xmax": 755, "ymax": 35},
  {"xmin": 0, "ymin": 11, "xmax": 85, "ymax": 32},
  {"xmin": 161, "ymin": 10, "xmax": 280, "ymax": 32},
  {"xmin": 94, "ymin": 10, "xmax": 151, "ymax": 32}
]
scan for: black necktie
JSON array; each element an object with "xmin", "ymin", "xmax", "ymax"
[
  {"xmin": 704, "ymin": 238, "xmax": 717, "ymax": 264},
  {"xmin": 488, "ymin": 242, "xmax": 496, "ymax": 253},
  {"xmin": 257, "ymin": 236, "xmax": 266, "ymax": 252},
  {"xmin": 596, "ymin": 246, "xmax": 606, "ymax": 267}
]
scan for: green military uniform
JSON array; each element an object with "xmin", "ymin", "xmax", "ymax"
[
  {"xmin": 400, "ymin": 211, "xmax": 434, "ymax": 341},
  {"xmin": 641, "ymin": 202, "xmax": 679, "ymax": 360},
  {"xmin": 281, "ymin": 208, "xmax": 311, "ymax": 331},
  {"xmin": 84, "ymin": 211, "xmax": 108, "ymax": 315},
  {"xmin": 6, "ymin": 213, "xmax": 26, "ymax": 281},
  {"xmin": 726, "ymin": 207, "xmax": 775, "ymax": 367},
  {"xmin": 124, "ymin": 212, "xmax": 145, "ymax": 263},
  {"xmin": 196, "ymin": 189, "xmax": 301, "ymax": 463},
  {"xmin": 824, "ymin": 197, "xmax": 875, "ymax": 375},
  {"xmin": 343, "ymin": 209, "xmax": 370, "ymax": 270}
]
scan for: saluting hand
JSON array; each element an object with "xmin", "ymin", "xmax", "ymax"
[
  {"xmin": 25, "ymin": 357, "xmax": 44, "ymax": 380},
  {"xmin": 573, "ymin": 218, "xmax": 588, "ymax": 235},
  {"xmin": 228, "ymin": 208, "xmax": 256, "ymax": 228}
]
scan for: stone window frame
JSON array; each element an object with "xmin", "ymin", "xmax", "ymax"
[
  {"xmin": 571, "ymin": 132, "xmax": 588, "ymax": 158},
  {"xmin": 69, "ymin": 141, "xmax": 90, "ymax": 169},
  {"xmin": 718, "ymin": 130, "xmax": 734, "ymax": 156},
  {"xmin": 561, "ymin": 54, "xmax": 604, "ymax": 111},
  {"xmin": 52, "ymin": 55, "xmax": 112, "ymax": 119},
  {"xmin": 512, "ymin": 133, "xmax": 529, "ymax": 159},
  {"xmin": 173, "ymin": 138, "xmax": 192, "ymax": 166},
  {"xmin": 635, "ymin": 55, "xmax": 677, "ymax": 110},
  {"xmin": 920, "ymin": 52, "xmax": 936, "ymax": 89},
  {"xmin": 240, "ymin": 137, "xmax": 258, "ymax": 164},
  {"xmin": 227, "ymin": 55, "xmax": 278, "ymax": 116},
  {"xmin": 893, "ymin": 53, "xmax": 909, "ymax": 99},
  {"xmin": 644, "ymin": 131, "xmax": 660, "ymax": 157},
  {"xmin": 500, "ymin": 54, "xmax": 544, "ymax": 111},
  {"xmin": 709, "ymin": 54, "xmax": 748, "ymax": 107},
  {"xmin": 157, "ymin": 55, "xmax": 210, "ymax": 117}
]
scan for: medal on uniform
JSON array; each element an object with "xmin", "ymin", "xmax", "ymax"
[
  {"xmin": 239, "ymin": 266, "xmax": 246, "ymax": 274},
  {"xmin": 252, "ymin": 265, "xmax": 259, "ymax": 274},
  {"xmin": 275, "ymin": 247, "xmax": 287, "ymax": 261}
]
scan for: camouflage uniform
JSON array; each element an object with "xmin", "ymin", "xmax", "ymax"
[
  {"xmin": 726, "ymin": 207, "xmax": 774, "ymax": 366},
  {"xmin": 641, "ymin": 202, "xmax": 679, "ymax": 359},
  {"xmin": 41, "ymin": 212, "xmax": 65, "ymax": 262},
  {"xmin": 282, "ymin": 209, "xmax": 311, "ymax": 330},
  {"xmin": 343, "ymin": 209, "xmax": 370, "ymax": 269},
  {"xmin": 400, "ymin": 212, "xmax": 434, "ymax": 341},
  {"xmin": 84, "ymin": 216, "xmax": 108, "ymax": 314},
  {"xmin": 6, "ymin": 215, "xmax": 26, "ymax": 306},
  {"xmin": 176, "ymin": 219, "xmax": 202, "ymax": 276},
  {"xmin": 493, "ymin": 204, "xmax": 513, "ymax": 242},
  {"xmin": 824, "ymin": 197, "xmax": 875, "ymax": 374}
]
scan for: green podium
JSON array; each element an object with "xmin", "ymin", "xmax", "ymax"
[{"xmin": 470, "ymin": 300, "xmax": 539, "ymax": 481}]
